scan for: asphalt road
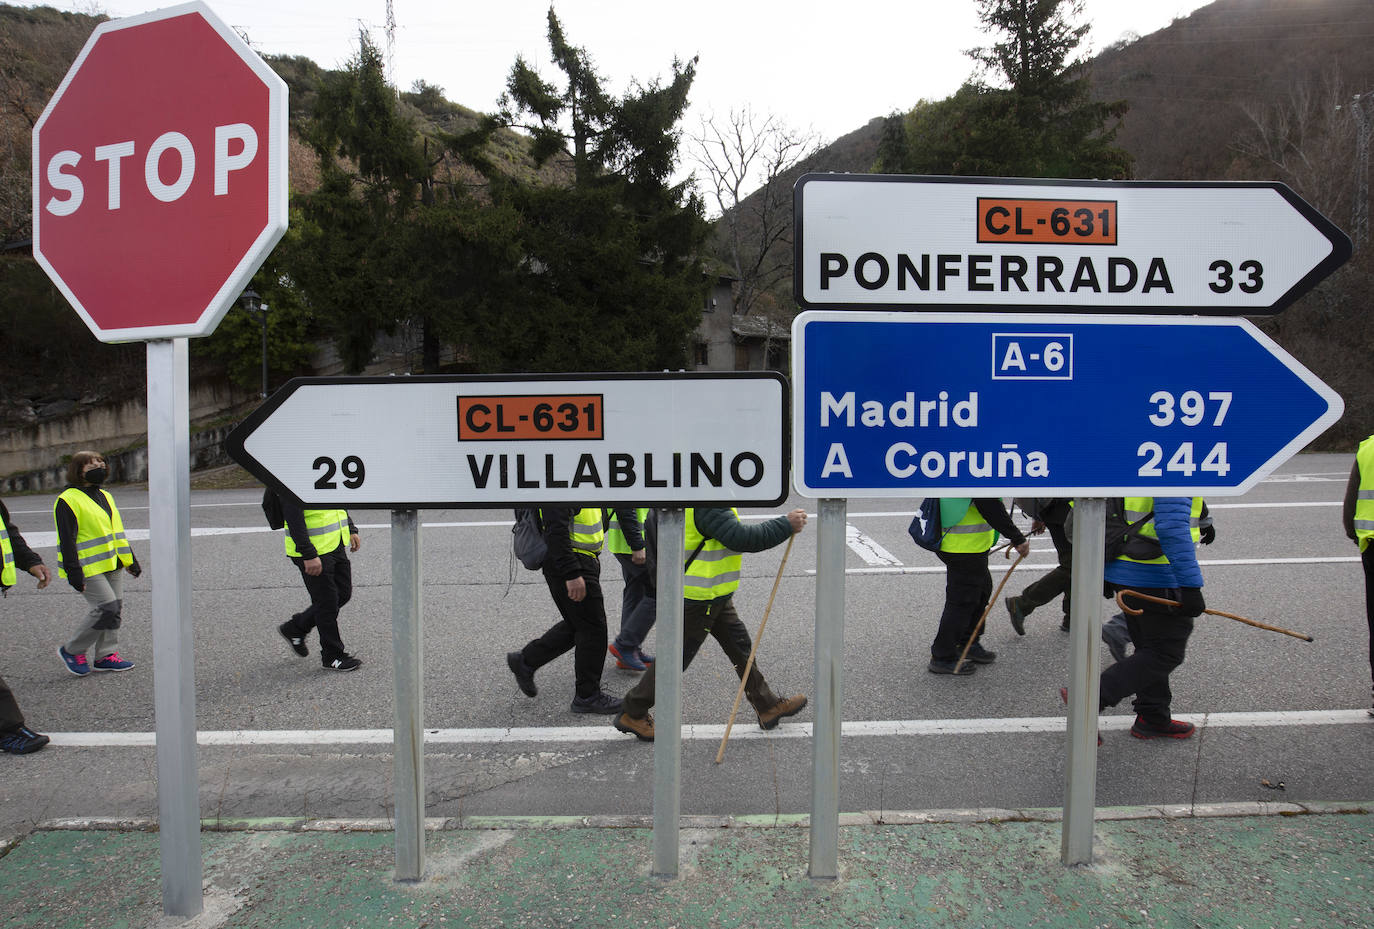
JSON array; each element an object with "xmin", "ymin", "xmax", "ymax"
[{"xmin": 1, "ymin": 451, "xmax": 1370, "ymax": 836}]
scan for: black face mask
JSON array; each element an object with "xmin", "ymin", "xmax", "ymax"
[{"xmin": 84, "ymin": 467, "xmax": 108, "ymax": 485}]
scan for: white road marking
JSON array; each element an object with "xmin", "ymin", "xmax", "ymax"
[
  {"xmin": 41, "ymin": 709, "xmax": 1371, "ymax": 748},
  {"xmin": 845, "ymin": 523, "xmax": 903, "ymax": 566}
]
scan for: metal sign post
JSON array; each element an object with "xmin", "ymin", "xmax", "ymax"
[
  {"xmin": 1061, "ymin": 498, "xmax": 1106, "ymax": 865},
  {"xmin": 651, "ymin": 508, "xmax": 686, "ymax": 878},
  {"xmin": 146, "ymin": 338, "xmax": 200, "ymax": 914},
  {"xmin": 809, "ymin": 499, "xmax": 846, "ymax": 880},
  {"xmin": 391, "ymin": 509, "xmax": 424, "ymax": 881}
]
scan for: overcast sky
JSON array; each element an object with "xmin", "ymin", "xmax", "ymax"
[{"xmin": 36, "ymin": 0, "xmax": 1213, "ymax": 146}]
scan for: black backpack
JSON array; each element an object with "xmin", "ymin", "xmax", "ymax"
[
  {"xmin": 512, "ymin": 508, "xmax": 547, "ymax": 570},
  {"xmin": 1066, "ymin": 498, "xmax": 1156, "ymax": 563},
  {"xmin": 261, "ymin": 487, "xmax": 285, "ymax": 530}
]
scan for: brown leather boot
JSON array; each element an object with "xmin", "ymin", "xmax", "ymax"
[
  {"xmin": 757, "ymin": 694, "xmax": 807, "ymax": 731},
  {"xmin": 613, "ymin": 712, "xmax": 654, "ymax": 741}
]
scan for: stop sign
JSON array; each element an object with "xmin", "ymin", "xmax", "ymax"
[{"xmin": 32, "ymin": 1, "xmax": 287, "ymax": 342}]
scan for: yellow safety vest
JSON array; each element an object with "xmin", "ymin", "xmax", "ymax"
[
  {"xmin": 0, "ymin": 512, "xmax": 15, "ymax": 587},
  {"xmin": 54, "ymin": 488, "xmax": 133, "ymax": 579},
  {"xmin": 1118, "ymin": 497, "xmax": 1203, "ymax": 564},
  {"xmin": 939, "ymin": 500, "xmax": 999, "ymax": 553},
  {"xmin": 606, "ymin": 508, "xmax": 648, "ymax": 555},
  {"xmin": 1354, "ymin": 436, "xmax": 1374, "ymax": 553},
  {"xmin": 684, "ymin": 508, "xmax": 743, "ymax": 601},
  {"xmin": 569, "ymin": 508, "xmax": 605, "ymax": 556},
  {"xmin": 285, "ymin": 509, "xmax": 351, "ymax": 558}
]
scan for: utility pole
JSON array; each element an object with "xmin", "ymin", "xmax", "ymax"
[
  {"xmin": 1352, "ymin": 91, "xmax": 1371, "ymax": 248},
  {"xmin": 385, "ymin": 0, "xmax": 397, "ymax": 89}
]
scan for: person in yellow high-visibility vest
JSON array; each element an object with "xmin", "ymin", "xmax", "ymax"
[
  {"xmin": 611, "ymin": 506, "xmax": 809, "ymax": 742},
  {"xmin": 0, "ymin": 498, "xmax": 54, "ymax": 754},
  {"xmin": 54, "ymin": 451, "xmax": 141, "ymax": 676},
  {"xmin": 278, "ymin": 499, "xmax": 362, "ymax": 672},
  {"xmin": 1342, "ymin": 433, "xmax": 1374, "ymax": 717},
  {"xmin": 606, "ymin": 507, "xmax": 654, "ymax": 672},
  {"xmin": 928, "ymin": 498, "xmax": 1029, "ymax": 676},
  {"xmin": 507, "ymin": 507, "xmax": 642, "ymax": 715}
]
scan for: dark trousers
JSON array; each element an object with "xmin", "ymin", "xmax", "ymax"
[
  {"xmin": 1363, "ymin": 545, "xmax": 1374, "ymax": 691},
  {"xmin": 1099, "ymin": 585, "xmax": 1194, "ymax": 727},
  {"xmin": 931, "ymin": 551, "xmax": 992, "ymax": 661},
  {"xmin": 612, "ymin": 551, "xmax": 656, "ymax": 652},
  {"xmin": 0, "ymin": 674, "xmax": 23, "ymax": 732},
  {"xmin": 622, "ymin": 594, "xmax": 779, "ymax": 720},
  {"xmin": 525, "ymin": 554, "xmax": 608, "ymax": 699},
  {"xmin": 284, "ymin": 547, "xmax": 352, "ymax": 662},
  {"xmin": 1016, "ymin": 521, "xmax": 1072, "ymax": 618}
]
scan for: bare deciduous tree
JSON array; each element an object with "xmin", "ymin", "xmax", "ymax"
[{"xmin": 691, "ymin": 108, "xmax": 821, "ymax": 319}]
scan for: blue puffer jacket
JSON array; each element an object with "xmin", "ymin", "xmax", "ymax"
[{"xmin": 1103, "ymin": 496, "xmax": 1204, "ymax": 589}]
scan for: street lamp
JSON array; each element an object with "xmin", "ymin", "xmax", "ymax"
[{"xmin": 239, "ymin": 289, "xmax": 269, "ymax": 399}]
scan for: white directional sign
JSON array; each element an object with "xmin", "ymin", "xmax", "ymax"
[
  {"xmin": 791, "ymin": 311, "xmax": 1343, "ymax": 497},
  {"xmin": 794, "ymin": 174, "xmax": 1352, "ymax": 314},
  {"xmin": 224, "ymin": 373, "xmax": 790, "ymax": 508}
]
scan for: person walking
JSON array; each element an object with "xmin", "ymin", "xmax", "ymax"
[
  {"xmin": 1342, "ymin": 436, "xmax": 1374, "ymax": 716},
  {"xmin": 1102, "ymin": 500, "xmax": 1214, "ymax": 663},
  {"xmin": 1, "ymin": 499, "xmax": 54, "ymax": 754},
  {"xmin": 611, "ymin": 506, "xmax": 809, "ymax": 742},
  {"xmin": 54, "ymin": 451, "xmax": 141, "ymax": 676},
  {"xmin": 1096, "ymin": 496, "xmax": 1206, "ymax": 739},
  {"xmin": 1005, "ymin": 497, "xmax": 1072, "ymax": 634},
  {"xmin": 507, "ymin": 507, "xmax": 624, "ymax": 715},
  {"xmin": 929, "ymin": 498, "xmax": 1029, "ymax": 675},
  {"xmin": 277, "ymin": 499, "xmax": 362, "ymax": 671},
  {"xmin": 606, "ymin": 507, "xmax": 655, "ymax": 672}
]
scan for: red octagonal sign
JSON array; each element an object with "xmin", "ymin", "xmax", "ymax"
[{"xmin": 32, "ymin": 2, "xmax": 287, "ymax": 342}]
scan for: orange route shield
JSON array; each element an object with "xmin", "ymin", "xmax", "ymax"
[
  {"xmin": 456, "ymin": 394, "xmax": 604, "ymax": 440},
  {"xmin": 977, "ymin": 198, "xmax": 1118, "ymax": 245}
]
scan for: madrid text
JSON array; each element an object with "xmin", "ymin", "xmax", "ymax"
[{"xmin": 818, "ymin": 390, "xmax": 1049, "ymax": 481}]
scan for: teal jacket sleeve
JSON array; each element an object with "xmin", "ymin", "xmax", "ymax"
[{"xmin": 693, "ymin": 507, "xmax": 793, "ymax": 552}]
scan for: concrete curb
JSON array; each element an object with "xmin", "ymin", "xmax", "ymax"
[{"xmin": 29, "ymin": 799, "xmax": 1370, "ymax": 835}]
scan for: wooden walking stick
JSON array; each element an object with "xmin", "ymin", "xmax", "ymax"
[
  {"xmin": 1115, "ymin": 589, "xmax": 1314, "ymax": 642},
  {"xmin": 952, "ymin": 548, "xmax": 1027, "ymax": 674},
  {"xmin": 715, "ymin": 533, "xmax": 795, "ymax": 764}
]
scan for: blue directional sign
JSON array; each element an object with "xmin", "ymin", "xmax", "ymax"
[{"xmin": 791, "ymin": 311, "xmax": 1343, "ymax": 497}]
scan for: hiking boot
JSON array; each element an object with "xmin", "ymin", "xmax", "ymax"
[
  {"xmin": 91, "ymin": 652, "xmax": 134, "ymax": 672},
  {"xmin": 58, "ymin": 646, "xmax": 89, "ymax": 676},
  {"xmin": 966, "ymin": 643, "xmax": 997, "ymax": 664},
  {"xmin": 613, "ymin": 712, "xmax": 655, "ymax": 741},
  {"xmin": 570, "ymin": 691, "xmax": 622, "ymax": 715},
  {"xmin": 1059, "ymin": 686, "xmax": 1103, "ymax": 746},
  {"xmin": 1101, "ymin": 616, "xmax": 1132, "ymax": 663},
  {"xmin": 608, "ymin": 642, "xmax": 646, "ymax": 672},
  {"xmin": 506, "ymin": 651, "xmax": 537, "ymax": 697},
  {"xmin": 0, "ymin": 725, "xmax": 50, "ymax": 755},
  {"xmin": 278, "ymin": 622, "xmax": 308, "ymax": 658},
  {"xmin": 324, "ymin": 655, "xmax": 362, "ymax": 672},
  {"xmin": 928, "ymin": 658, "xmax": 975, "ymax": 676},
  {"xmin": 1005, "ymin": 597, "xmax": 1026, "ymax": 636},
  {"xmin": 758, "ymin": 694, "xmax": 807, "ymax": 730},
  {"xmin": 1130, "ymin": 715, "xmax": 1195, "ymax": 740}
]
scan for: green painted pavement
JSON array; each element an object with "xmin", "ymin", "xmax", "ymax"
[{"xmin": 2, "ymin": 812, "xmax": 1371, "ymax": 928}]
